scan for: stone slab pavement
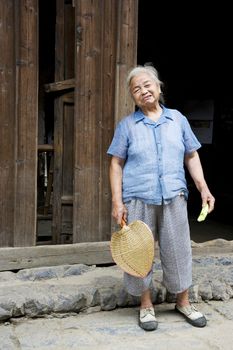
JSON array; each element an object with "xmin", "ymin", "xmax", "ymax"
[
  {"xmin": 1, "ymin": 255, "xmax": 233, "ymax": 322},
  {"xmin": 1, "ymin": 299, "xmax": 233, "ymax": 350},
  {"xmin": 1, "ymin": 252, "xmax": 233, "ymax": 349}
]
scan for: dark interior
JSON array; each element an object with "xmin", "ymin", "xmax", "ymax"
[{"xmin": 137, "ymin": 1, "xmax": 233, "ymax": 237}]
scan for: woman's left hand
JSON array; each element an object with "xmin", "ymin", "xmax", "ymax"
[{"xmin": 201, "ymin": 190, "xmax": 215, "ymax": 213}]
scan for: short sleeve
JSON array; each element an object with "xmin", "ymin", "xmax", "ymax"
[
  {"xmin": 107, "ymin": 121, "xmax": 128, "ymax": 159},
  {"xmin": 182, "ymin": 116, "xmax": 202, "ymax": 154}
]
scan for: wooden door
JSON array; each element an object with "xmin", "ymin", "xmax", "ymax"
[
  {"xmin": 0, "ymin": 0, "xmax": 38, "ymax": 247},
  {"xmin": 53, "ymin": 91, "xmax": 74, "ymax": 244}
]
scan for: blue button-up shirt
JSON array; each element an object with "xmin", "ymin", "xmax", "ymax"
[{"xmin": 107, "ymin": 106, "xmax": 201, "ymax": 205}]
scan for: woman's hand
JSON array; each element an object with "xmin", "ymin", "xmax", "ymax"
[
  {"xmin": 200, "ymin": 189, "xmax": 215, "ymax": 213},
  {"xmin": 112, "ymin": 201, "xmax": 128, "ymax": 225}
]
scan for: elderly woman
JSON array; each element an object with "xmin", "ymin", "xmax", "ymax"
[{"xmin": 107, "ymin": 64, "xmax": 215, "ymax": 331}]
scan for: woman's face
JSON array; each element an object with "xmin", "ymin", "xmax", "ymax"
[{"xmin": 130, "ymin": 73, "xmax": 161, "ymax": 110}]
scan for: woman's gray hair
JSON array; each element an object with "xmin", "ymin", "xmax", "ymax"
[{"xmin": 126, "ymin": 63, "xmax": 164, "ymax": 103}]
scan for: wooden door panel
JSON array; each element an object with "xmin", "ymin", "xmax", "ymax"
[{"xmin": 53, "ymin": 92, "xmax": 74, "ymax": 243}]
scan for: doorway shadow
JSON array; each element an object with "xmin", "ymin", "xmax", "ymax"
[{"xmin": 189, "ymin": 215, "xmax": 233, "ymax": 243}]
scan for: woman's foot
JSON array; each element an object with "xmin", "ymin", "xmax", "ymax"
[
  {"xmin": 175, "ymin": 304, "xmax": 207, "ymax": 327},
  {"xmin": 139, "ymin": 307, "xmax": 158, "ymax": 331},
  {"xmin": 139, "ymin": 289, "xmax": 158, "ymax": 331},
  {"xmin": 176, "ymin": 289, "xmax": 207, "ymax": 327}
]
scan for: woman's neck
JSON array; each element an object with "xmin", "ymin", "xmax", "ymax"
[{"xmin": 141, "ymin": 104, "xmax": 162, "ymax": 122}]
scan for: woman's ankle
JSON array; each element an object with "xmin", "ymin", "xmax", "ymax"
[
  {"xmin": 140, "ymin": 289, "xmax": 153, "ymax": 309},
  {"xmin": 140, "ymin": 303, "xmax": 153, "ymax": 309},
  {"xmin": 176, "ymin": 289, "xmax": 190, "ymax": 307}
]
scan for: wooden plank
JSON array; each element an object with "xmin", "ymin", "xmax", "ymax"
[
  {"xmin": 53, "ymin": 94, "xmax": 74, "ymax": 243},
  {"xmin": 38, "ymin": 144, "xmax": 54, "ymax": 151},
  {"xmin": 0, "ymin": 0, "xmax": 15, "ymax": 247},
  {"xmin": 53, "ymin": 1, "xmax": 65, "ymax": 243},
  {"xmin": 55, "ymin": 0, "xmax": 65, "ymax": 82},
  {"xmin": 61, "ymin": 195, "xmax": 73, "ymax": 205},
  {"xmin": 52, "ymin": 96, "xmax": 64, "ymax": 243},
  {"xmin": 52, "ymin": 1, "xmax": 75, "ymax": 244},
  {"xmin": 54, "ymin": 0, "xmax": 74, "ymax": 80},
  {"xmin": 43, "ymin": 154, "xmax": 53, "ymax": 215},
  {"xmin": 74, "ymin": 0, "xmax": 103, "ymax": 242},
  {"xmin": 0, "ymin": 242, "xmax": 112, "ymax": 271},
  {"xmin": 74, "ymin": 0, "xmax": 139, "ymax": 242},
  {"xmin": 13, "ymin": 0, "xmax": 38, "ymax": 247},
  {"xmin": 111, "ymin": 0, "xmax": 138, "ymax": 234},
  {"xmin": 98, "ymin": 0, "xmax": 118, "ymax": 242},
  {"xmin": 62, "ymin": 102, "xmax": 74, "ymax": 197},
  {"xmin": 44, "ymin": 78, "xmax": 75, "ymax": 92},
  {"xmin": 62, "ymin": 91, "xmax": 74, "ymax": 103},
  {"xmin": 60, "ymin": 100, "xmax": 74, "ymax": 238},
  {"xmin": 114, "ymin": 0, "xmax": 138, "ymax": 125},
  {"xmin": 64, "ymin": 2, "xmax": 75, "ymax": 79},
  {"xmin": 0, "ymin": 239, "xmax": 232, "ymax": 272}
]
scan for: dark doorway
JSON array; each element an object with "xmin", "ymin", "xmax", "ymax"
[
  {"xmin": 37, "ymin": 0, "xmax": 56, "ymax": 244},
  {"xmin": 137, "ymin": 1, "xmax": 233, "ymax": 241}
]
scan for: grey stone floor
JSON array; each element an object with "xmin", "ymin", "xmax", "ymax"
[{"xmin": 1, "ymin": 299, "xmax": 233, "ymax": 350}]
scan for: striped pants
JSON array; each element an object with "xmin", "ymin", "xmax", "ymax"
[{"xmin": 124, "ymin": 196, "xmax": 192, "ymax": 296}]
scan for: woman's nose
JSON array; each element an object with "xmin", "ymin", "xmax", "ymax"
[{"xmin": 141, "ymin": 87, "xmax": 147, "ymax": 94}]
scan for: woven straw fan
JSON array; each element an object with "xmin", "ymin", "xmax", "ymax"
[{"xmin": 110, "ymin": 219, "xmax": 155, "ymax": 278}]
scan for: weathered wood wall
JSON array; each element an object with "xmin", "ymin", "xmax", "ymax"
[
  {"xmin": 0, "ymin": 0, "xmax": 38, "ymax": 247},
  {"xmin": 73, "ymin": 0, "xmax": 138, "ymax": 243},
  {"xmin": 0, "ymin": 0, "xmax": 138, "ymax": 249}
]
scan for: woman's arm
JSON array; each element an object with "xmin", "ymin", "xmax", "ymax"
[
  {"xmin": 109, "ymin": 156, "xmax": 128, "ymax": 224},
  {"xmin": 184, "ymin": 151, "xmax": 215, "ymax": 213}
]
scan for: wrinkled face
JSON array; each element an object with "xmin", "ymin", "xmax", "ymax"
[{"xmin": 130, "ymin": 73, "xmax": 161, "ymax": 109}]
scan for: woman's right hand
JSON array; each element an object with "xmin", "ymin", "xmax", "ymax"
[{"xmin": 112, "ymin": 202, "xmax": 128, "ymax": 225}]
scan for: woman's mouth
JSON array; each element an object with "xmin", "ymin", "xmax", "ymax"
[{"xmin": 143, "ymin": 95, "xmax": 152, "ymax": 102}]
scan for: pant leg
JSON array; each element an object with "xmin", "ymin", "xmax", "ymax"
[
  {"xmin": 157, "ymin": 195, "xmax": 192, "ymax": 293},
  {"xmin": 123, "ymin": 199, "xmax": 157, "ymax": 297}
]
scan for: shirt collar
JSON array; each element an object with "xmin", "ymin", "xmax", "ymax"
[{"xmin": 134, "ymin": 105, "xmax": 174, "ymax": 124}]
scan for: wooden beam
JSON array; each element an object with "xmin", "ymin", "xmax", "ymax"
[
  {"xmin": 61, "ymin": 195, "xmax": 73, "ymax": 205},
  {"xmin": 0, "ymin": 241, "xmax": 112, "ymax": 271},
  {"xmin": 0, "ymin": 0, "xmax": 15, "ymax": 247},
  {"xmin": 38, "ymin": 144, "xmax": 54, "ymax": 151},
  {"xmin": 13, "ymin": 0, "xmax": 38, "ymax": 247},
  {"xmin": 44, "ymin": 78, "xmax": 75, "ymax": 93},
  {"xmin": 74, "ymin": 0, "xmax": 105, "ymax": 243},
  {"xmin": 114, "ymin": 0, "xmax": 138, "ymax": 125},
  {"xmin": 0, "ymin": 239, "xmax": 232, "ymax": 272}
]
